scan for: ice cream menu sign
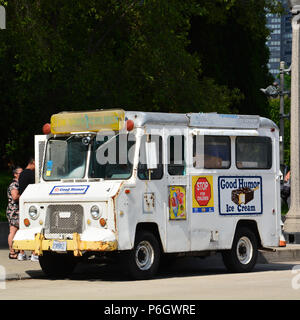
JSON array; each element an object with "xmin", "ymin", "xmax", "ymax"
[{"xmin": 218, "ymin": 176, "xmax": 263, "ymax": 215}]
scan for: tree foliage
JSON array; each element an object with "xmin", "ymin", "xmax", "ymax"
[
  {"xmin": 189, "ymin": 0, "xmax": 282, "ymax": 116},
  {"xmin": 0, "ymin": 0, "xmax": 282, "ymax": 168}
]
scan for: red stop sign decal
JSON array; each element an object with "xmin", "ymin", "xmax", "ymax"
[{"xmin": 194, "ymin": 177, "xmax": 211, "ymax": 206}]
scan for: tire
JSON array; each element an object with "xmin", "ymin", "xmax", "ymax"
[
  {"xmin": 126, "ymin": 231, "xmax": 161, "ymax": 280},
  {"xmin": 222, "ymin": 227, "xmax": 258, "ymax": 273},
  {"xmin": 39, "ymin": 251, "xmax": 77, "ymax": 278}
]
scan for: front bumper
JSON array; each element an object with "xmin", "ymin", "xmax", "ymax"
[{"xmin": 13, "ymin": 233, "xmax": 118, "ymax": 257}]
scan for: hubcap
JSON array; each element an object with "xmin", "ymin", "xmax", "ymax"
[
  {"xmin": 236, "ymin": 236, "xmax": 253, "ymax": 265},
  {"xmin": 135, "ymin": 240, "xmax": 154, "ymax": 271}
]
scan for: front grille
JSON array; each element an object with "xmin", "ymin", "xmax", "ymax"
[{"xmin": 45, "ymin": 204, "xmax": 83, "ymax": 235}]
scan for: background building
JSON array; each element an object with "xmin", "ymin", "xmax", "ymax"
[{"xmin": 266, "ymin": 0, "xmax": 292, "ymax": 77}]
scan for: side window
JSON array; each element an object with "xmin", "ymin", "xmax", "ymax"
[
  {"xmin": 89, "ymin": 133, "xmax": 135, "ymax": 180},
  {"xmin": 193, "ymin": 135, "xmax": 231, "ymax": 169},
  {"xmin": 138, "ymin": 135, "xmax": 163, "ymax": 180},
  {"xmin": 236, "ymin": 136, "xmax": 272, "ymax": 169},
  {"xmin": 168, "ymin": 135, "xmax": 185, "ymax": 175}
]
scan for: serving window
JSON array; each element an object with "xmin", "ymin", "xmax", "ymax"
[
  {"xmin": 193, "ymin": 135, "xmax": 231, "ymax": 169},
  {"xmin": 236, "ymin": 136, "xmax": 272, "ymax": 169},
  {"xmin": 138, "ymin": 135, "xmax": 164, "ymax": 180},
  {"xmin": 168, "ymin": 135, "xmax": 185, "ymax": 176}
]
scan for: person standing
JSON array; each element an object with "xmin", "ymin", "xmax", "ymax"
[
  {"xmin": 18, "ymin": 157, "xmax": 35, "ymax": 196},
  {"xmin": 6, "ymin": 166, "xmax": 23, "ymax": 259},
  {"xmin": 18, "ymin": 157, "xmax": 39, "ymax": 261}
]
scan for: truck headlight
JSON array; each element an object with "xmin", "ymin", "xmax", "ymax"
[
  {"xmin": 90, "ymin": 205, "xmax": 101, "ymax": 220},
  {"xmin": 28, "ymin": 205, "xmax": 39, "ymax": 220}
]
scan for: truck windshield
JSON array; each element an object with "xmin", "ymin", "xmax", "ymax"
[
  {"xmin": 43, "ymin": 136, "xmax": 88, "ymax": 180},
  {"xmin": 89, "ymin": 133, "xmax": 135, "ymax": 180}
]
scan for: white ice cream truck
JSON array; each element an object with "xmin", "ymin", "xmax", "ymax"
[{"xmin": 13, "ymin": 109, "xmax": 284, "ymax": 279}]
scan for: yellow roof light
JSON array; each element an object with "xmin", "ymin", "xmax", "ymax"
[{"xmin": 50, "ymin": 109, "xmax": 125, "ymax": 134}]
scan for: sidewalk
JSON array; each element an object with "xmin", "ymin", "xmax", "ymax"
[
  {"xmin": 1, "ymin": 245, "xmax": 300, "ymax": 281},
  {"xmin": 0, "ymin": 249, "xmax": 43, "ymax": 280}
]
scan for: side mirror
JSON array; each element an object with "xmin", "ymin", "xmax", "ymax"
[{"xmin": 145, "ymin": 141, "xmax": 158, "ymax": 170}]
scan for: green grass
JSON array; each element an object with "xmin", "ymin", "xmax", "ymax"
[{"xmin": 0, "ymin": 171, "xmax": 11, "ymax": 222}]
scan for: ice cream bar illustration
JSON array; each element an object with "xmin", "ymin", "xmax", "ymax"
[{"xmin": 231, "ymin": 186, "xmax": 259, "ymax": 205}]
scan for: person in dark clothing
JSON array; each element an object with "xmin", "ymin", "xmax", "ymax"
[
  {"xmin": 19, "ymin": 157, "xmax": 35, "ymax": 195},
  {"xmin": 17, "ymin": 157, "xmax": 39, "ymax": 261}
]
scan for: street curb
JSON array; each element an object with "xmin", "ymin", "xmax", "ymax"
[
  {"xmin": 5, "ymin": 273, "xmax": 32, "ymax": 281},
  {"xmin": 258, "ymin": 247, "xmax": 300, "ymax": 263},
  {"xmin": 5, "ymin": 270, "xmax": 45, "ymax": 281}
]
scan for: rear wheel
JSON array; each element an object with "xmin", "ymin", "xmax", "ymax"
[
  {"xmin": 39, "ymin": 251, "xmax": 78, "ymax": 278},
  {"xmin": 222, "ymin": 227, "xmax": 258, "ymax": 273},
  {"xmin": 126, "ymin": 231, "xmax": 161, "ymax": 280}
]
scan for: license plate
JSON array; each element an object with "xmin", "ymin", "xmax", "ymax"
[
  {"xmin": 52, "ymin": 240, "xmax": 67, "ymax": 252},
  {"xmin": 59, "ymin": 211, "xmax": 71, "ymax": 218}
]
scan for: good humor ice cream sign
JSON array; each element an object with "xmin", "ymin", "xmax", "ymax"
[{"xmin": 218, "ymin": 176, "xmax": 262, "ymax": 215}]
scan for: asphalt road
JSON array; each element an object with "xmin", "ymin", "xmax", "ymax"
[{"xmin": 1, "ymin": 254, "xmax": 300, "ymax": 300}]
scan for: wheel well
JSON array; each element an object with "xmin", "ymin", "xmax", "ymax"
[
  {"xmin": 135, "ymin": 223, "xmax": 164, "ymax": 252},
  {"xmin": 235, "ymin": 220, "xmax": 262, "ymax": 248}
]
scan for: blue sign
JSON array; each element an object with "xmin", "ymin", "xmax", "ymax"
[
  {"xmin": 50, "ymin": 185, "xmax": 90, "ymax": 195},
  {"xmin": 218, "ymin": 176, "xmax": 263, "ymax": 215}
]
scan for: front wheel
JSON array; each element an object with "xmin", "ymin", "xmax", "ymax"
[
  {"xmin": 222, "ymin": 227, "xmax": 258, "ymax": 273},
  {"xmin": 126, "ymin": 231, "xmax": 161, "ymax": 280}
]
